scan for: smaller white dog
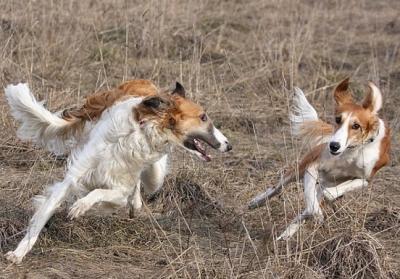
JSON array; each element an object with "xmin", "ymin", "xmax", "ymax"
[
  {"xmin": 248, "ymin": 78, "xmax": 390, "ymax": 240},
  {"xmin": 4, "ymin": 82, "xmax": 232, "ymax": 263}
]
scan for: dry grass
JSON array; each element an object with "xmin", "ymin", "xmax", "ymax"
[{"xmin": 1, "ymin": 0, "xmax": 400, "ymax": 278}]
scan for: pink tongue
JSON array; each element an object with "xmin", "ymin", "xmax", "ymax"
[
  {"xmin": 203, "ymin": 154, "xmax": 212, "ymax": 162},
  {"xmin": 194, "ymin": 139, "xmax": 211, "ymax": 161},
  {"xmin": 194, "ymin": 139, "xmax": 205, "ymax": 153},
  {"xmin": 195, "ymin": 140, "xmax": 204, "ymax": 150}
]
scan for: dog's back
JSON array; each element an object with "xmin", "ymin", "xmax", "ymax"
[
  {"xmin": 5, "ymin": 80, "xmax": 160, "ymax": 155},
  {"xmin": 62, "ymin": 79, "xmax": 159, "ymax": 122}
]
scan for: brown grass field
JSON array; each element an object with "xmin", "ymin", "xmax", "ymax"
[{"xmin": 1, "ymin": 0, "xmax": 400, "ymax": 278}]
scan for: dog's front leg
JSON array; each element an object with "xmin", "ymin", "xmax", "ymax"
[
  {"xmin": 68, "ymin": 189, "xmax": 129, "ymax": 219},
  {"xmin": 141, "ymin": 154, "xmax": 168, "ymax": 195},
  {"xmin": 277, "ymin": 167, "xmax": 322, "ymax": 240},
  {"xmin": 322, "ymin": 178, "xmax": 368, "ymax": 201},
  {"xmin": 5, "ymin": 180, "xmax": 70, "ymax": 263},
  {"xmin": 128, "ymin": 155, "xmax": 169, "ymax": 218},
  {"xmin": 303, "ymin": 167, "xmax": 323, "ymax": 221},
  {"xmin": 129, "ymin": 180, "xmax": 142, "ymax": 218}
]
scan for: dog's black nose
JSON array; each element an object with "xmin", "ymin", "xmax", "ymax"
[
  {"xmin": 329, "ymin": 141, "xmax": 341, "ymax": 153},
  {"xmin": 226, "ymin": 141, "xmax": 232, "ymax": 151}
]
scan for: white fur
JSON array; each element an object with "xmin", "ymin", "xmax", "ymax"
[
  {"xmin": 212, "ymin": 126, "xmax": 231, "ymax": 152},
  {"xmin": 368, "ymin": 82, "xmax": 382, "ymax": 114},
  {"xmin": 290, "ymin": 87, "xmax": 331, "ymax": 146},
  {"xmin": 4, "ymin": 83, "xmax": 87, "ymax": 155},
  {"xmin": 5, "ymin": 96, "xmax": 173, "ymax": 263},
  {"xmin": 290, "ymin": 87, "xmax": 318, "ymax": 124},
  {"xmin": 328, "ymin": 112, "xmax": 352, "ymax": 154},
  {"xmin": 5, "ymin": 82, "xmax": 232, "ymax": 263}
]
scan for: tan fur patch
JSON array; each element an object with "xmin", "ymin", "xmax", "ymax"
[{"xmin": 63, "ymin": 79, "xmax": 159, "ymax": 121}]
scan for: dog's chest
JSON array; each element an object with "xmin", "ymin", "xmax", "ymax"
[{"xmin": 318, "ymin": 146, "xmax": 378, "ymax": 183}]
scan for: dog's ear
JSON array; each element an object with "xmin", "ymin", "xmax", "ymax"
[
  {"xmin": 333, "ymin": 77, "xmax": 353, "ymax": 106},
  {"xmin": 143, "ymin": 96, "xmax": 162, "ymax": 109},
  {"xmin": 362, "ymin": 82, "xmax": 382, "ymax": 114},
  {"xmin": 171, "ymin": 82, "xmax": 185, "ymax": 98}
]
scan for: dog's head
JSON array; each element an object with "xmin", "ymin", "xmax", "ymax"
[
  {"xmin": 134, "ymin": 82, "xmax": 232, "ymax": 161},
  {"xmin": 329, "ymin": 77, "xmax": 382, "ymax": 156}
]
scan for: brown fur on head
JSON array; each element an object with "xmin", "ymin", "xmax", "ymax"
[
  {"xmin": 329, "ymin": 78, "xmax": 388, "ymax": 158},
  {"xmin": 333, "ymin": 77, "xmax": 352, "ymax": 105},
  {"xmin": 59, "ymin": 79, "xmax": 230, "ymax": 160},
  {"xmin": 134, "ymin": 88, "xmax": 231, "ymax": 162},
  {"xmin": 291, "ymin": 77, "xmax": 389, "ymax": 180}
]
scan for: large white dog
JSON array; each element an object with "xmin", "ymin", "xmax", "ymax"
[{"xmin": 4, "ymin": 80, "xmax": 232, "ymax": 263}]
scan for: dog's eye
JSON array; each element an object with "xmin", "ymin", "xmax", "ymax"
[
  {"xmin": 335, "ymin": 117, "xmax": 341, "ymax": 124},
  {"xmin": 200, "ymin": 113, "xmax": 207, "ymax": 122},
  {"xmin": 352, "ymin": 123, "xmax": 360, "ymax": 130}
]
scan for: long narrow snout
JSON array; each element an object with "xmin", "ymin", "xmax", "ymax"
[
  {"xmin": 329, "ymin": 116, "xmax": 351, "ymax": 155},
  {"xmin": 212, "ymin": 126, "xmax": 232, "ymax": 152},
  {"xmin": 183, "ymin": 124, "xmax": 232, "ymax": 162}
]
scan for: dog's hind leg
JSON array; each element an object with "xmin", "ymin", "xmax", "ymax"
[
  {"xmin": 141, "ymin": 154, "xmax": 168, "ymax": 195},
  {"xmin": 248, "ymin": 171, "xmax": 295, "ymax": 210},
  {"xmin": 276, "ymin": 213, "xmax": 308, "ymax": 240},
  {"xmin": 5, "ymin": 180, "xmax": 70, "ymax": 264},
  {"xmin": 247, "ymin": 187, "xmax": 282, "ymax": 209}
]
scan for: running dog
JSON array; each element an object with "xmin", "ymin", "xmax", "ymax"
[
  {"xmin": 248, "ymin": 78, "xmax": 390, "ymax": 240},
  {"xmin": 4, "ymin": 81, "xmax": 232, "ymax": 263}
]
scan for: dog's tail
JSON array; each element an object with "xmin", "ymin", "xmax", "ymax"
[
  {"xmin": 5, "ymin": 83, "xmax": 87, "ymax": 155},
  {"xmin": 290, "ymin": 87, "xmax": 333, "ymax": 147}
]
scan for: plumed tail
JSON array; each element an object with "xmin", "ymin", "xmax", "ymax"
[
  {"xmin": 5, "ymin": 83, "xmax": 87, "ymax": 155},
  {"xmin": 290, "ymin": 87, "xmax": 333, "ymax": 146}
]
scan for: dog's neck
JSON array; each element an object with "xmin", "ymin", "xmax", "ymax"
[{"xmin": 363, "ymin": 119, "xmax": 384, "ymax": 146}]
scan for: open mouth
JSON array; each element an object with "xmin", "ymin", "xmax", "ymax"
[{"xmin": 193, "ymin": 139, "xmax": 212, "ymax": 162}]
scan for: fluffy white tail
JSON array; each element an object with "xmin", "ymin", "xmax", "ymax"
[
  {"xmin": 290, "ymin": 87, "xmax": 318, "ymax": 124},
  {"xmin": 5, "ymin": 83, "xmax": 81, "ymax": 155},
  {"xmin": 290, "ymin": 87, "xmax": 332, "ymax": 146}
]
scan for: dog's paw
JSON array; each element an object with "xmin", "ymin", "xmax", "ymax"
[
  {"xmin": 129, "ymin": 205, "xmax": 141, "ymax": 219},
  {"xmin": 68, "ymin": 200, "xmax": 90, "ymax": 219},
  {"xmin": 313, "ymin": 212, "xmax": 324, "ymax": 224},
  {"xmin": 276, "ymin": 220, "xmax": 305, "ymax": 241},
  {"xmin": 322, "ymin": 190, "xmax": 339, "ymax": 202},
  {"xmin": 5, "ymin": 251, "xmax": 23, "ymax": 264},
  {"xmin": 128, "ymin": 194, "xmax": 142, "ymax": 219}
]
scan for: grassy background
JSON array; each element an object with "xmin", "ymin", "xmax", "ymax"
[{"xmin": 0, "ymin": 0, "xmax": 399, "ymax": 278}]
